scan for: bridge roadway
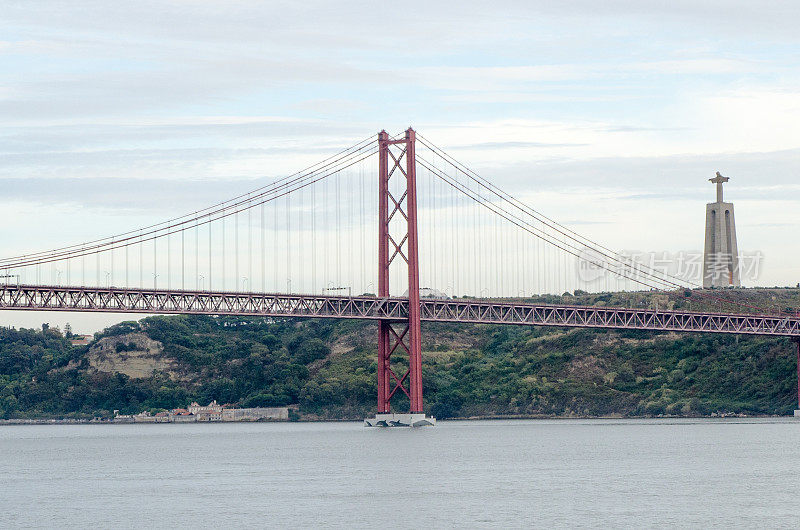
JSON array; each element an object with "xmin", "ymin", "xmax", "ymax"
[{"xmin": 2, "ymin": 284, "xmax": 799, "ymax": 337}]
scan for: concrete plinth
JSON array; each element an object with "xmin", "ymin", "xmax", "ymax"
[
  {"xmin": 364, "ymin": 413, "xmax": 436, "ymax": 427},
  {"xmin": 794, "ymin": 410, "xmax": 800, "ymax": 418}
]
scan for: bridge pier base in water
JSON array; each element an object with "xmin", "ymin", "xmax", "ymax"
[
  {"xmin": 795, "ymin": 338, "xmax": 800, "ymax": 417},
  {"xmin": 364, "ymin": 413, "xmax": 436, "ymax": 428}
]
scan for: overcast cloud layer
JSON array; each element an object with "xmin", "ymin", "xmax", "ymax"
[{"xmin": 2, "ymin": 1, "xmax": 800, "ymax": 331}]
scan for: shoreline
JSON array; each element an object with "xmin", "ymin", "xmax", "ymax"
[{"xmin": 1, "ymin": 412, "xmax": 792, "ymax": 425}]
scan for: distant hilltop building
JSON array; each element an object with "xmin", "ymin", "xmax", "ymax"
[
  {"xmin": 69, "ymin": 334, "xmax": 93, "ymax": 346},
  {"xmin": 703, "ymin": 172, "xmax": 740, "ymax": 288}
]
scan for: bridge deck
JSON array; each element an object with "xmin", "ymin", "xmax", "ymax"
[{"xmin": 2, "ymin": 284, "xmax": 799, "ymax": 337}]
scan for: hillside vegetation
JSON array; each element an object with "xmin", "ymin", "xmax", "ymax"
[{"xmin": 1, "ymin": 287, "xmax": 799, "ymax": 420}]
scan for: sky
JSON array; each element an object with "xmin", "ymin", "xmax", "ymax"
[{"xmin": 2, "ymin": 0, "xmax": 800, "ymax": 332}]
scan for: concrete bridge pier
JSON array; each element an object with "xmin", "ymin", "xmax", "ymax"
[
  {"xmin": 795, "ymin": 338, "xmax": 800, "ymax": 418},
  {"xmin": 364, "ymin": 413, "xmax": 436, "ymax": 427}
]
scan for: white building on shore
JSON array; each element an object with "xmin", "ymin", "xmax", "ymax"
[
  {"xmin": 114, "ymin": 401, "xmax": 289, "ymax": 423},
  {"xmin": 188, "ymin": 400, "xmax": 222, "ymax": 415}
]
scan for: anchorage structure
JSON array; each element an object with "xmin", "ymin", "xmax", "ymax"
[
  {"xmin": 703, "ymin": 172, "xmax": 740, "ymax": 288},
  {"xmin": 365, "ymin": 128, "xmax": 434, "ymax": 427}
]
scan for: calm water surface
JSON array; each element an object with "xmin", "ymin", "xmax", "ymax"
[{"xmin": 2, "ymin": 418, "xmax": 800, "ymax": 528}]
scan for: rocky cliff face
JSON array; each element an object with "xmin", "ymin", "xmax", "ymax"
[{"xmin": 82, "ymin": 332, "xmax": 192, "ymax": 380}]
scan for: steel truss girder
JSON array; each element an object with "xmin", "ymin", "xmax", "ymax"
[
  {"xmin": 418, "ymin": 299, "xmax": 800, "ymax": 336},
  {"xmin": 0, "ymin": 285, "xmax": 407, "ymax": 320},
  {"xmin": 2, "ymin": 284, "xmax": 799, "ymax": 337}
]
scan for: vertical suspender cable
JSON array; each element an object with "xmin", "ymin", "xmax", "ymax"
[
  {"xmin": 299, "ymin": 187, "xmax": 304, "ymax": 293},
  {"xmin": 208, "ymin": 213, "xmax": 212, "ymax": 292},
  {"xmin": 311, "ymin": 181, "xmax": 316, "ymax": 294},
  {"xmin": 336, "ymin": 172, "xmax": 341, "ymax": 288},
  {"xmin": 323, "ymin": 176, "xmax": 328, "ymax": 291},
  {"xmin": 346, "ymin": 171, "xmax": 351, "ymax": 292},
  {"xmin": 494, "ymin": 212, "xmax": 499, "ymax": 296},
  {"xmin": 452, "ymin": 159, "xmax": 458, "ymax": 297},
  {"xmin": 274, "ymin": 196, "xmax": 278, "ymax": 292},
  {"xmin": 153, "ymin": 236, "xmax": 157, "ymax": 289},
  {"xmin": 235, "ymin": 209, "xmax": 239, "ymax": 291},
  {"xmin": 433, "ymin": 171, "xmax": 438, "ymax": 292},
  {"xmin": 261, "ymin": 201, "xmax": 265, "ymax": 293},
  {"xmin": 360, "ymin": 163, "xmax": 364, "ymax": 294},
  {"xmin": 195, "ymin": 218, "xmax": 199, "ymax": 291},
  {"xmin": 222, "ymin": 208, "xmax": 226, "ymax": 291},
  {"xmin": 248, "ymin": 195, "xmax": 252, "ymax": 292},
  {"xmin": 286, "ymin": 192, "xmax": 290, "ymax": 292},
  {"xmin": 475, "ymin": 182, "xmax": 480, "ymax": 296}
]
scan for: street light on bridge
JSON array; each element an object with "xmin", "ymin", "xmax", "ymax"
[
  {"xmin": 0, "ymin": 273, "xmax": 20, "ymax": 286},
  {"xmin": 324, "ymin": 285, "xmax": 352, "ymax": 298}
]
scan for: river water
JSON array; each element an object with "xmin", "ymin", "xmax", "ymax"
[{"xmin": 2, "ymin": 418, "xmax": 800, "ymax": 528}]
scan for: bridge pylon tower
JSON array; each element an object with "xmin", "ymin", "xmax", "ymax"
[{"xmin": 365, "ymin": 127, "xmax": 434, "ymax": 427}]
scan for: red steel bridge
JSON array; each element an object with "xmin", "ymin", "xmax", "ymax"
[{"xmin": 2, "ymin": 128, "xmax": 799, "ymax": 418}]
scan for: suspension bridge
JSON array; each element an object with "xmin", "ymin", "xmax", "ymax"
[{"xmin": 2, "ymin": 128, "xmax": 799, "ymax": 425}]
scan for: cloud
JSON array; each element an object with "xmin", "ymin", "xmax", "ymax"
[
  {"xmin": 412, "ymin": 58, "xmax": 765, "ymax": 93},
  {"xmin": 448, "ymin": 141, "xmax": 588, "ymax": 150},
  {"xmin": 602, "ymin": 126, "xmax": 693, "ymax": 133}
]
